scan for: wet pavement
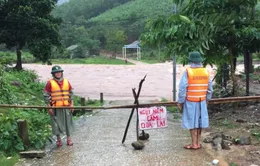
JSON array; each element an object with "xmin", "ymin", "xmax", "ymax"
[
  {"xmin": 16, "ymin": 61, "xmax": 236, "ymax": 166},
  {"xmin": 15, "ymin": 101, "xmax": 219, "ymax": 166}
]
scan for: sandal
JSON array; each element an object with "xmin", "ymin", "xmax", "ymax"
[
  {"xmin": 56, "ymin": 139, "xmax": 63, "ymax": 147},
  {"xmin": 183, "ymin": 144, "xmax": 200, "ymax": 150},
  {"xmin": 67, "ymin": 139, "xmax": 73, "ymax": 146}
]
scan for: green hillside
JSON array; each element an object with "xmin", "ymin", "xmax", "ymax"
[
  {"xmin": 53, "ymin": 0, "xmax": 131, "ymax": 23},
  {"xmin": 53, "ymin": 0, "xmax": 175, "ymax": 58},
  {"xmin": 89, "ymin": 0, "xmax": 174, "ymax": 23}
]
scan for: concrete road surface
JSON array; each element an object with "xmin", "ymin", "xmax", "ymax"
[{"xmin": 16, "ymin": 100, "xmax": 225, "ymax": 166}]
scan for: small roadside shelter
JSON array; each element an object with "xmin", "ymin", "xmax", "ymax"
[
  {"xmin": 122, "ymin": 41, "xmax": 141, "ymax": 60},
  {"xmin": 67, "ymin": 45, "xmax": 78, "ymax": 59}
]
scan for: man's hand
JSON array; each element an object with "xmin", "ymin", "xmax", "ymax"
[
  {"xmin": 177, "ymin": 103, "xmax": 184, "ymax": 111},
  {"xmin": 48, "ymin": 109, "xmax": 54, "ymax": 116}
]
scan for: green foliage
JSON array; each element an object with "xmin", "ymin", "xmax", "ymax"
[
  {"xmin": 139, "ymin": 48, "xmax": 183, "ymax": 63},
  {"xmin": 0, "ymin": 109, "xmax": 51, "ymax": 155},
  {"xmin": 239, "ymin": 65, "xmax": 260, "ymax": 82},
  {"xmin": 221, "ymin": 119, "xmax": 240, "ymax": 129},
  {"xmin": 0, "ymin": 153, "xmax": 19, "ymax": 166},
  {"xmin": 59, "ymin": 25, "xmax": 100, "ymax": 56},
  {"xmin": 50, "ymin": 56, "xmax": 133, "ymax": 65},
  {"xmin": 142, "ymin": 0, "xmax": 260, "ymax": 95},
  {"xmin": 105, "ymin": 28, "xmax": 127, "ymax": 52},
  {"xmin": 251, "ymin": 129, "xmax": 260, "ymax": 140},
  {"xmin": 0, "ymin": 0, "xmax": 62, "ymax": 69},
  {"xmin": 160, "ymin": 98, "xmax": 180, "ymax": 114},
  {"xmin": 142, "ymin": 0, "xmax": 260, "ymax": 62},
  {"xmin": 0, "ymin": 51, "xmax": 35, "ymax": 64},
  {"xmin": 54, "ymin": 0, "xmax": 174, "ymax": 53},
  {"xmin": 0, "ymin": 64, "xmax": 16, "ymax": 104},
  {"xmin": 89, "ymin": 0, "xmax": 173, "ymax": 23},
  {"xmin": 229, "ymin": 163, "xmax": 238, "ymax": 166},
  {"xmin": 53, "ymin": 0, "xmax": 131, "ymax": 23},
  {"xmin": 0, "ymin": 67, "xmax": 51, "ymax": 155}
]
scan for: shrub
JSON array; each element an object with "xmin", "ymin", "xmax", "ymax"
[{"xmin": 0, "ymin": 109, "xmax": 51, "ymax": 155}]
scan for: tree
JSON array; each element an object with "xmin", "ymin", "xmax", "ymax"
[
  {"xmin": 0, "ymin": 0, "xmax": 61, "ymax": 70},
  {"xmin": 142, "ymin": 0, "xmax": 260, "ymax": 96},
  {"xmin": 105, "ymin": 27, "xmax": 127, "ymax": 55}
]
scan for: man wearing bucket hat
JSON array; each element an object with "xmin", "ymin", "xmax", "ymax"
[
  {"xmin": 177, "ymin": 52, "xmax": 213, "ymax": 150},
  {"xmin": 43, "ymin": 65, "xmax": 74, "ymax": 147}
]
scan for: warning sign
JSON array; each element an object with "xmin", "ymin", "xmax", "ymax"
[{"xmin": 138, "ymin": 106, "xmax": 167, "ymax": 130}]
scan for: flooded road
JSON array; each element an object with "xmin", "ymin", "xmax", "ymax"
[
  {"xmin": 14, "ymin": 62, "xmax": 237, "ymax": 166},
  {"xmin": 23, "ymin": 62, "xmax": 217, "ymax": 101}
]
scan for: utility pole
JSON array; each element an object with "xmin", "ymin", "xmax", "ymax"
[{"xmin": 172, "ymin": 3, "xmax": 177, "ymax": 101}]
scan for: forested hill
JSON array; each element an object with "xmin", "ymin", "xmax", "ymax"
[
  {"xmin": 89, "ymin": 0, "xmax": 174, "ymax": 23},
  {"xmin": 54, "ymin": 0, "xmax": 132, "ymax": 24},
  {"xmin": 53, "ymin": 0, "xmax": 174, "ymax": 57}
]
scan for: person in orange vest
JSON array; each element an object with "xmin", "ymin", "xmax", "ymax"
[
  {"xmin": 177, "ymin": 52, "xmax": 213, "ymax": 150},
  {"xmin": 43, "ymin": 65, "xmax": 74, "ymax": 147}
]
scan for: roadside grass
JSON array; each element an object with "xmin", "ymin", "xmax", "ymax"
[
  {"xmin": 229, "ymin": 163, "xmax": 238, "ymax": 166},
  {"xmin": 0, "ymin": 154, "xmax": 19, "ymax": 166},
  {"xmin": 251, "ymin": 129, "xmax": 260, "ymax": 140},
  {"xmin": 0, "ymin": 51, "xmax": 35, "ymax": 64},
  {"xmin": 0, "ymin": 51, "xmax": 134, "ymax": 65},
  {"xmin": 237, "ymin": 53, "xmax": 260, "ymax": 62},
  {"xmin": 160, "ymin": 98, "xmax": 181, "ymax": 119},
  {"xmin": 212, "ymin": 119, "xmax": 241, "ymax": 129},
  {"xmin": 49, "ymin": 57, "xmax": 134, "ymax": 65}
]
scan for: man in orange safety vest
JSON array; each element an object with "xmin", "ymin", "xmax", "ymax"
[
  {"xmin": 177, "ymin": 52, "xmax": 213, "ymax": 150},
  {"xmin": 43, "ymin": 65, "xmax": 74, "ymax": 147}
]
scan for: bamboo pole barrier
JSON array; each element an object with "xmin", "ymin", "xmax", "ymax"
[{"xmin": 0, "ymin": 96, "xmax": 260, "ymax": 110}]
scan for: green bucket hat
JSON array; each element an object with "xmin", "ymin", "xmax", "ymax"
[
  {"xmin": 51, "ymin": 65, "xmax": 63, "ymax": 74},
  {"xmin": 188, "ymin": 51, "xmax": 203, "ymax": 62}
]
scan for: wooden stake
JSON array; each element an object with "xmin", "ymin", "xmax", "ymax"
[
  {"xmin": 80, "ymin": 97, "xmax": 86, "ymax": 113},
  {"xmin": 17, "ymin": 119, "xmax": 29, "ymax": 146},
  {"xmin": 122, "ymin": 75, "xmax": 146, "ymax": 144},
  {"xmin": 100, "ymin": 93, "xmax": 104, "ymax": 103}
]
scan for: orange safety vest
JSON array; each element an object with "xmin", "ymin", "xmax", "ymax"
[
  {"xmin": 50, "ymin": 79, "xmax": 71, "ymax": 106},
  {"xmin": 186, "ymin": 68, "xmax": 209, "ymax": 102}
]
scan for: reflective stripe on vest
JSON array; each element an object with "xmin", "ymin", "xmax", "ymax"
[
  {"xmin": 186, "ymin": 68, "xmax": 209, "ymax": 102},
  {"xmin": 50, "ymin": 79, "xmax": 71, "ymax": 106}
]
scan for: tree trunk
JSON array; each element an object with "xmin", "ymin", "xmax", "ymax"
[
  {"xmin": 249, "ymin": 53, "xmax": 253, "ymax": 73},
  {"xmin": 222, "ymin": 63, "xmax": 229, "ymax": 88},
  {"xmin": 158, "ymin": 45, "xmax": 161, "ymax": 61},
  {"xmin": 114, "ymin": 47, "xmax": 117, "ymax": 58},
  {"xmin": 15, "ymin": 47, "xmax": 22, "ymax": 70},
  {"xmin": 229, "ymin": 47, "xmax": 238, "ymax": 96},
  {"xmin": 244, "ymin": 50, "xmax": 250, "ymax": 96},
  {"xmin": 244, "ymin": 52, "xmax": 254, "ymax": 73}
]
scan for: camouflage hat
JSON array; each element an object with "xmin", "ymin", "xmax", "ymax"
[
  {"xmin": 188, "ymin": 52, "xmax": 203, "ymax": 62},
  {"xmin": 51, "ymin": 65, "xmax": 63, "ymax": 74}
]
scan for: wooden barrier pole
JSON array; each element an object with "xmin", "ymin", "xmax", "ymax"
[{"xmin": 0, "ymin": 96, "xmax": 260, "ymax": 110}]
